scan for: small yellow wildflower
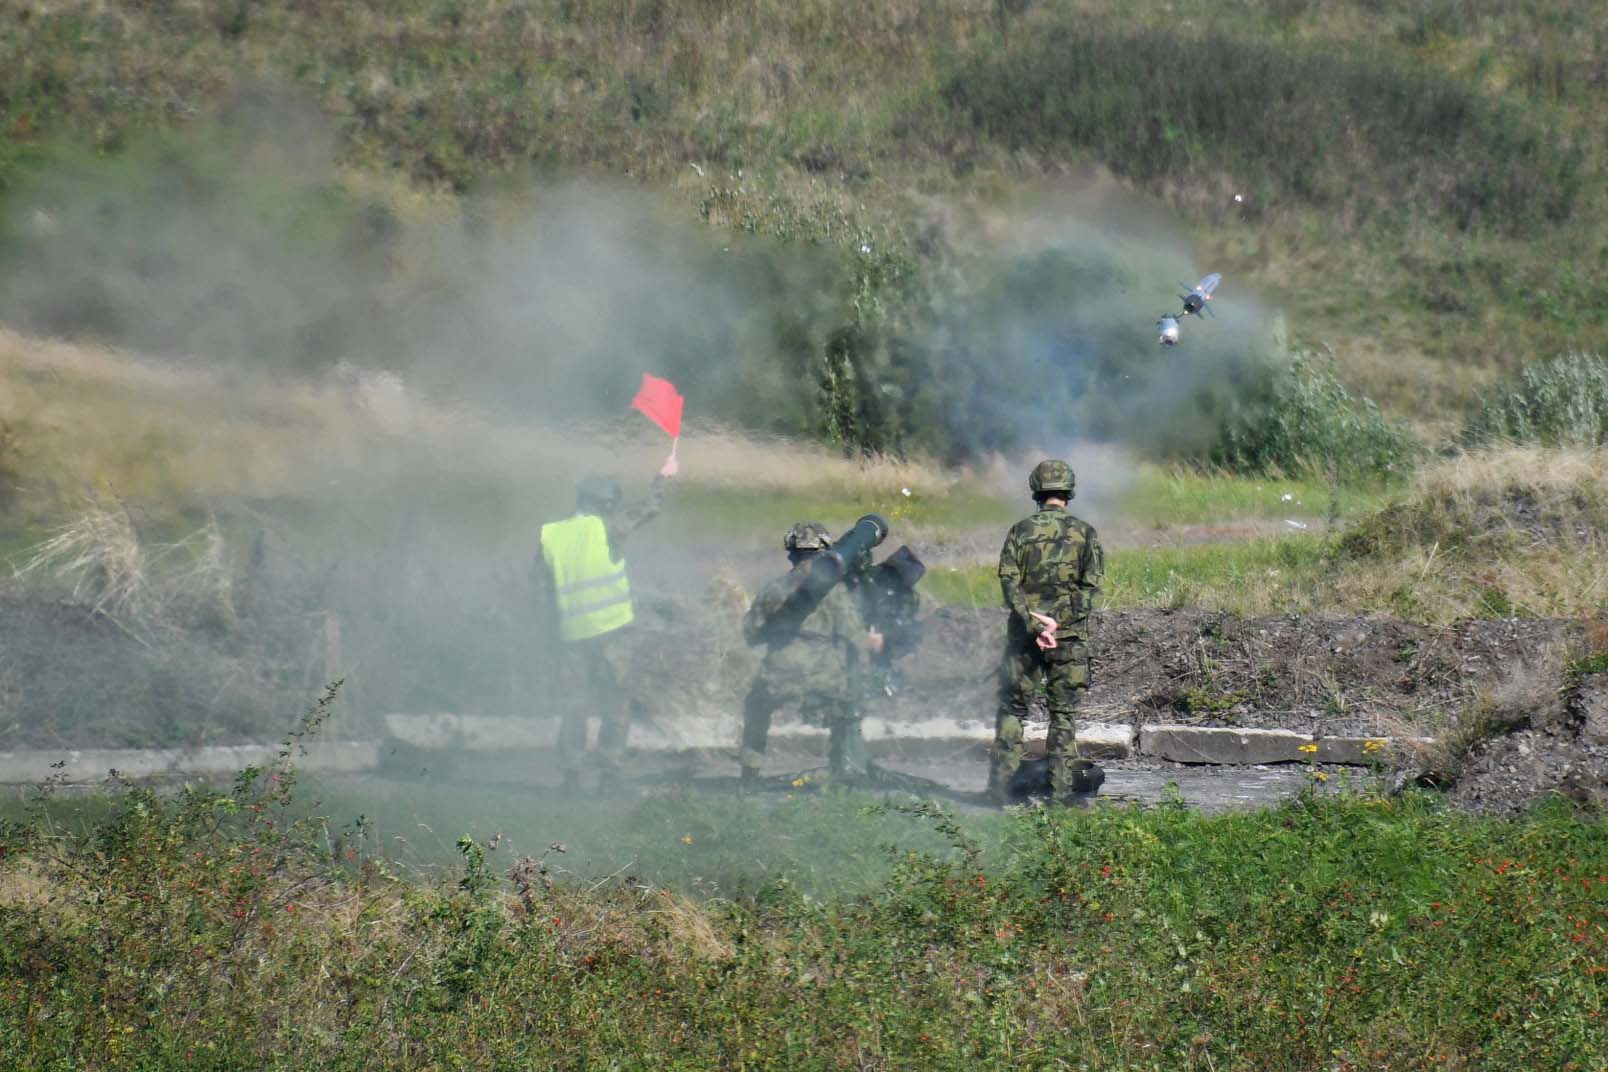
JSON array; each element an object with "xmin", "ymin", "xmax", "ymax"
[
  {"xmin": 1363, "ymin": 739, "xmax": 1385, "ymax": 754},
  {"xmin": 1298, "ymin": 743, "xmax": 1319, "ymax": 754},
  {"xmin": 791, "ymin": 776, "xmax": 808, "ymax": 788},
  {"xmin": 681, "ymin": 835, "xmax": 693, "ymax": 845},
  {"xmin": 1311, "ymin": 771, "xmax": 1330, "ymax": 782}
]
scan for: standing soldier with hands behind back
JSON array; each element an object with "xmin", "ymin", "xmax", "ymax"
[{"xmin": 990, "ymin": 460, "xmax": 1105, "ymax": 806}]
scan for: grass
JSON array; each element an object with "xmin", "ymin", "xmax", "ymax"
[
  {"xmin": 664, "ymin": 482, "xmax": 1016, "ymax": 547},
  {"xmin": 1464, "ymin": 351, "xmax": 1608, "ymax": 448},
  {"xmin": 926, "ymin": 535, "xmax": 1331, "ymax": 616},
  {"xmin": 1, "ymin": 0, "xmax": 1604, "ymax": 435},
  {"xmin": 0, "ymin": 326, "xmax": 1008, "ymax": 539},
  {"xmin": 1327, "ymin": 446, "xmax": 1608, "ymax": 621},
  {"xmin": 1116, "ymin": 464, "xmax": 1392, "ymax": 526},
  {"xmin": 930, "ymin": 446, "xmax": 1608, "ymax": 622},
  {"xmin": 2, "ymin": 746, "xmax": 1605, "ymax": 1069}
]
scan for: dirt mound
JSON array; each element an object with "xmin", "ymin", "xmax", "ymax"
[
  {"xmin": 0, "ymin": 594, "xmax": 311, "ymax": 749},
  {"xmin": 885, "ymin": 606, "xmax": 1579, "ymax": 737},
  {"xmin": 1446, "ymin": 672, "xmax": 1608, "ymax": 817}
]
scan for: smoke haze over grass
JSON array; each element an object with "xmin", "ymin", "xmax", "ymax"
[
  {"xmin": 0, "ymin": 109, "xmax": 1310, "ymax": 755},
  {"xmin": 0, "ymin": 107, "xmax": 1293, "ymax": 466}
]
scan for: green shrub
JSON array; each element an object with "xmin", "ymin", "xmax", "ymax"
[
  {"xmin": 1464, "ymin": 352, "xmax": 1608, "ymax": 447},
  {"xmin": 1206, "ymin": 351, "xmax": 1418, "ymax": 481}
]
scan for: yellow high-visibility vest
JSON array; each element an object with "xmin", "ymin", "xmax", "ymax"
[{"xmin": 540, "ymin": 514, "xmax": 634, "ymax": 641}]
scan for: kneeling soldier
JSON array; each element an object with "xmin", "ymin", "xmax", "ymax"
[{"xmin": 741, "ymin": 522, "xmax": 883, "ymax": 783}]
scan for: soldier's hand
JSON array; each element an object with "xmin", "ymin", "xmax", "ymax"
[
  {"xmin": 659, "ymin": 452, "xmax": 679, "ymax": 479},
  {"xmin": 1034, "ymin": 630, "xmax": 1059, "ymax": 651},
  {"xmin": 867, "ymin": 627, "xmax": 886, "ymax": 655},
  {"xmin": 1029, "ymin": 612, "xmax": 1058, "ymax": 635}
]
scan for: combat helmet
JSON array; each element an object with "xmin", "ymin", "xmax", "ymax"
[
  {"xmin": 576, "ymin": 475, "xmax": 623, "ymax": 514},
  {"xmin": 1028, "ymin": 459, "xmax": 1076, "ymax": 499},
  {"xmin": 783, "ymin": 521, "xmax": 833, "ymax": 552}
]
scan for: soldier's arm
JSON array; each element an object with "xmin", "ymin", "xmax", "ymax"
[
  {"xmin": 743, "ymin": 574, "xmax": 792, "ymax": 646},
  {"xmin": 531, "ymin": 551, "xmax": 560, "ymax": 635},
  {"xmin": 1078, "ymin": 526, "xmax": 1105, "ymax": 620},
  {"xmin": 606, "ymin": 475, "xmax": 668, "ymax": 553},
  {"xmin": 998, "ymin": 526, "xmax": 1041, "ymax": 632},
  {"xmin": 821, "ymin": 582, "xmax": 870, "ymax": 655}
]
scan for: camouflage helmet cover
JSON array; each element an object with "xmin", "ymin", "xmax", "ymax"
[
  {"xmin": 1028, "ymin": 459, "xmax": 1076, "ymax": 497},
  {"xmin": 576, "ymin": 475, "xmax": 623, "ymax": 513},
  {"xmin": 784, "ymin": 521, "xmax": 834, "ymax": 552}
]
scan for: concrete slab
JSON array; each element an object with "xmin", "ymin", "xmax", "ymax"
[
  {"xmin": 0, "ymin": 742, "xmax": 379, "ymax": 785},
  {"xmin": 381, "ymin": 713, "xmax": 1135, "ymax": 759},
  {"xmin": 1138, "ymin": 725, "xmax": 1427, "ymax": 766},
  {"xmin": 850, "ymin": 753, "xmax": 1370, "ymax": 814},
  {"xmin": 1141, "ymin": 725, "xmax": 1317, "ymax": 765}
]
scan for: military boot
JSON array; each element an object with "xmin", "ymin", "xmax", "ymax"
[{"xmin": 1066, "ymin": 760, "xmax": 1105, "ymax": 797}]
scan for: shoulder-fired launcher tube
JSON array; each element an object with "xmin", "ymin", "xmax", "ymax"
[
  {"xmin": 797, "ymin": 513, "xmax": 889, "ymax": 597},
  {"xmin": 831, "ymin": 513, "xmax": 890, "ymax": 569}
]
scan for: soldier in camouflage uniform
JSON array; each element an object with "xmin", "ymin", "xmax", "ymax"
[
  {"xmin": 989, "ymin": 460, "xmax": 1105, "ymax": 805},
  {"xmin": 740, "ymin": 522, "xmax": 884, "ymax": 784},
  {"xmin": 536, "ymin": 452, "xmax": 676, "ymax": 793}
]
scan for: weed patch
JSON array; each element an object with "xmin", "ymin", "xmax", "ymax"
[
  {"xmin": 1205, "ymin": 351, "xmax": 1419, "ymax": 482},
  {"xmin": 1465, "ymin": 352, "xmax": 1608, "ymax": 448},
  {"xmin": 2, "ymin": 763, "xmax": 1604, "ymax": 1069}
]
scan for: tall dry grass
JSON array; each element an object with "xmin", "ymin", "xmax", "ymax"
[
  {"xmin": 0, "ymin": 327, "xmax": 998, "ymax": 533},
  {"xmin": 1330, "ymin": 445, "xmax": 1608, "ymax": 621},
  {"xmin": 13, "ymin": 494, "xmax": 153, "ymax": 620}
]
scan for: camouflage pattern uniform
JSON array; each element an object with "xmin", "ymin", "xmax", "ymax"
[
  {"xmin": 741, "ymin": 523, "xmax": 871, "ymax": 779},
  {"xmin": 990, "ymin": 461, "xmax": 1104, "ymax": 804},
  {"xmin": 538, "ymin": 475, "xmax": 667, "ymax": 782}
]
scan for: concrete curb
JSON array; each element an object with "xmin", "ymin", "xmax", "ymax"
[
  {"xmin": 0, "ymin": 720, "xmax": 1436, "ymax": 784},
  {"xmin": 0, "ymin": 743, "xmax": 380, "ymax": 786},
  {"xmin": 1138, "ymin": 725, "xmax": 1420, "ymax": 766},
  {"xmin": 380, "ymin": 713, "xmax": 1138, "ymax": 759}
]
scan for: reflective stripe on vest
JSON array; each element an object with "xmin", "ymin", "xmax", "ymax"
[{"xmin": 540, "ymin": 514, "xmax": 634, "ymax": 641}]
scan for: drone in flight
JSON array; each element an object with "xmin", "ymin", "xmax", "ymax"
[{"xmin": 1157, "ymin": 272, "xmax": 1222, "ymax": 347}]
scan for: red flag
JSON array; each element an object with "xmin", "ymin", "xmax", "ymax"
[{"xmin": 630, "ymin": 373, "xmax": 684, "ymax": 439}]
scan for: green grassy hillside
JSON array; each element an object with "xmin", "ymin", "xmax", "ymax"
[{"xmin": 3, "ymin": 0, "xmax": 1605, "ymax": 439}]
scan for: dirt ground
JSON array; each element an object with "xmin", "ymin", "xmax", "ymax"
[
  {"xmin": 6, "ymin": 586, "xmax": 1604, "ymax": 817},
  {"xmin": 863, "ymin": 606, "xmax": 1603, "ymax": 817},
  {"xmin": 1444, "ymin": 669, "xmax": 1608, "ymax": 817},
  {"xmin": 889, "ymin": 606, "xmax": 1580, "ymax": 735}
]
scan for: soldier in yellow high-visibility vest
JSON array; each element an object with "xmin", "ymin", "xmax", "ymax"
[{"xmin": 537, "ymin": 450, "xmax": 677, "ymax": 792}]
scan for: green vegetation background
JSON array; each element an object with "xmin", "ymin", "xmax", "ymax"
[{"xmin": 2, "ymin": 0, "xmax": 1604, "ymax": 463}]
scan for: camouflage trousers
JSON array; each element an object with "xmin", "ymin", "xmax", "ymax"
[
  {"xmin": 740, "ymin": 676, "xmax": 866, "ymax": 778},
  {"xmin": 989, "ymin": 639, "xmax": 1089, "ymax": 804},
  {"xmin": 555, "ymin": 630, "xmax": 638, "ymax": 773}
]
